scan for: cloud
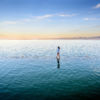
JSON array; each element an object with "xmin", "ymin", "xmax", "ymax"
[
  {"xmin": 83, "ymin": 18, "xmax": 89, "ymax": 21},
  {"xmin": 3, "ymin": 21, "xmax": 17, "ymax": 25},
  {"xmin": 36, "ymin": 14, "xmax": 54, "ymax": 19},
  {"xmin": 2, "ymin": 18, "xmax": 32, "ymax": 25},
  {"xmin": 59, "ymin": 14, "xmax": 77, "ymax": 17},
  {"xmin": 21, "ymin": 18, "xmax": 31, "ymax": 23},
  {"xmin": 36, "ymin": 13, "xmax": 76, "ymax": 19},
  {"xmin": 1, "ymin": 13, "xmax": 77, "ymax": 25},
  {"xmin": 93, "ymin": 3, "xmax": 100, "ymax": 9},
  {"xmin": 1, "ymin": 15, "xmax": 54, "ymax": 25},
  {"xmin": 83, "ymin": 17, "xmax": 99, "ymax": 21}
]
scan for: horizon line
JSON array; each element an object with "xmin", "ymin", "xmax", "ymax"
[{"xmin": 0, "ymin": 33, "xmax": 100, "ymax": 40}]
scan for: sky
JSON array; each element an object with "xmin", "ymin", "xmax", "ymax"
[{"xmin": 0, "ymin": 0, "xmax": 100, "ymax": 39}]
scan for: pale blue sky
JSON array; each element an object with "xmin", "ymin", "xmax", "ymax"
[{"xmin": 0, "ymin": 0, "xmax": 100, "ymax": 37}]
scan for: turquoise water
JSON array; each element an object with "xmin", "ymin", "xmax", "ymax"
[{"xmin": 0, "ymin": 40, "xmax": 100, "ymax": 100}]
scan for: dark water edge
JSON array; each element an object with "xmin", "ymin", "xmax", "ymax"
[{"xmin": 1, "ymin": 92, "xmax": 100, "ymax": 100}]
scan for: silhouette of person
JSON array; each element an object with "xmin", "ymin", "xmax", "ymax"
[{"xmin": 56, "ymin": 46, "xmax": 60, "ymax": 68}]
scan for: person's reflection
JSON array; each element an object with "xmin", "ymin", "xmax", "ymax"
[{"xmin": 57, "ymin": 61, "xmax": 60, "ymax": 68}]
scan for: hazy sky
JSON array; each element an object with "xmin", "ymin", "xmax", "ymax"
[{"xmin": 0, "ymin": 0, "xmax": 100, "ymax": 39}]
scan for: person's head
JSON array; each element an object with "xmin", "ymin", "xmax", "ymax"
[{"xmin": 58, "ymin": 46, "xmax": 60, "ymax": 49}]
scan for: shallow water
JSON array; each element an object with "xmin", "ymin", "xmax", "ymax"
[{"xmin": 0, "ymin": 40, "xmax": 100, "ymax": 100}]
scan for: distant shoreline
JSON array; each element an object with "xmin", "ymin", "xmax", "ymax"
[
  {"xmin": 0, "ymin": 38, "xmax": 100, "ymax": 40},
  {"xmin": 0, "ymin": 36, "xmax": 100, "ymax": 40},
  {"xmin": 0, "ymin": 34, "xmax": 100, "ymax": 40}
]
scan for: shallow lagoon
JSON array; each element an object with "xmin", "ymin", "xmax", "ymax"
[{"xmin": 0, "ymin": 40, "xmax": 100, "ymax": 100}]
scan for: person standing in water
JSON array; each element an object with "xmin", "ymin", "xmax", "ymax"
[{"xmin": 56, "ymin": 46, "xmax": 60, "ymax": 64}]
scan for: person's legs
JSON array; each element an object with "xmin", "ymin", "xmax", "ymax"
[{"xmin": 57, "ymin": 53, "xmax": 60, "ymax": 63}]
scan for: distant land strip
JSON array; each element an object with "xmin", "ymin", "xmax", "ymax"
[{"xmin": 0, "ymin": 34, "xmax": 100, "ymax": 40}]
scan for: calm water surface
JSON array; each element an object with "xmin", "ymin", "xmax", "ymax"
[{"xmin": 0, "ymin": 40, "xmax": 100, "ymax": 100}]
